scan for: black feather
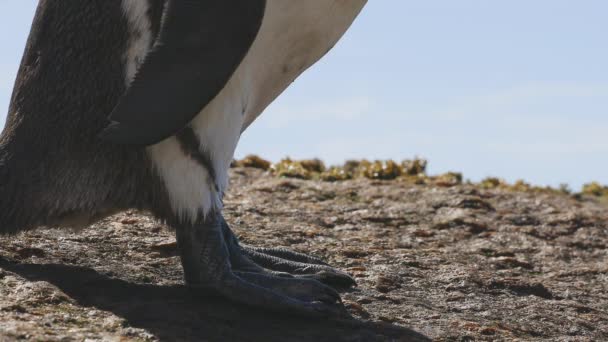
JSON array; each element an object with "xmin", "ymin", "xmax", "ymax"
[{"xmin": 101, "ymin": 0, "xmax": 266, "ymax": 146}]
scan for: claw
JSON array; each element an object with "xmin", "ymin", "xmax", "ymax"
[{"xmin": 307, "ymin": 270, "xmax": 357, "ymax": 289}]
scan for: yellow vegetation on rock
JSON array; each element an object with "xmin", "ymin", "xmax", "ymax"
[
  {"xmin": 511, "ymin": 180, "xmax": 533, "ymax": 192},
  {"xmin": 299, "ymin": 159, "xmax": 326, "ymax": 173},
  {"xmin": 320, "ymin": 167, "xmax": 353, "ymax": 182},
  {"xmin": 269, "ymin": 158, "xmax": 311, "ymax": 179},
  {"xmin": 402, "ymin": 158, "xmax": 427, "ymax": 176},
  {"xmin": 480, "ymin": 177, "xmax": 506, "ymax": 189},
  {"xmin": 582, "ymin": 182, "xmax": 608, "ymax": 197},
  {"xmin": 435, "ymin": 172, "xmax": 463, "ymax": 187},
  {"xmin": 479, "ymin": 177, "xmax": 571, "ymax": 195},
  {"xmin": 231, "ymin": 155, "xmax": 271, "ymax": 170},
  {"xmin": 343, "ymin": 160, "xmax": 363, "ymax": 174},
  {"xmin": 360, "ymin": 160, "xmax": 402, "ymax": 180},
  {"xmin": 230, "ymin": 156, "xmax": 600, "ymax": 199},
  {"xmin": 264, "ymin": 157, "xmax": 429, "ymax": 181}
]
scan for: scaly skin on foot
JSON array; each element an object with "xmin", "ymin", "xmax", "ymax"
[
  {"xmin": 219, "ymin": 216, "xmax": 357, "ymax": 289},
  {"xmin": 176, "ymin": 213, "xmax": 355, "ymax": 316}
]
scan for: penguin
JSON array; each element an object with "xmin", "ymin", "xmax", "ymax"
[{"xmin": 0, "ymin": 0, "xmax": 367, "ymax": 316}]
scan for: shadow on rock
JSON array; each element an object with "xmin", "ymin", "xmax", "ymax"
[{"xmin": 0, "ymin": 259, "xmax": 429, "ymax": 341}]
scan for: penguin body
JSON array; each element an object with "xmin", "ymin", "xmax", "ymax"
[
  {"xmin": 1, "ymin": 0, "xmax": 367, "ymax": 230},
  {"xmin": 1, "ymin": 0, "xmax": 368, "ymax": 316},
  {"xmin": 1, "ymin": 1, "xmax": 155, "ymax": 233}
]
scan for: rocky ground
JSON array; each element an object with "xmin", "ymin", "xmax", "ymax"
[{"xmin": 1, "ymin": 165, "xmax": 607, "ymax": 341}]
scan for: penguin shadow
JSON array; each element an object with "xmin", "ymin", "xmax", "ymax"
[{"xmin": 0, "ymin": 258, "xmax": 430, "ymax": 342}]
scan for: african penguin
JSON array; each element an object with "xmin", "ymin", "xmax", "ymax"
[{"xmin": 0, "ymin": 0, "xmax": 367, "ymax": 315}]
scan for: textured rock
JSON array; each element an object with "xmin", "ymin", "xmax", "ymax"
[{"xmin": 1, "ymin": 167, "xmax": 607, "ymax": 341}]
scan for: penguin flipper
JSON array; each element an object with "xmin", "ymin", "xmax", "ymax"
[{"xmin": 101, "ymin": 0, "xmax": 266, "ymax": 146}]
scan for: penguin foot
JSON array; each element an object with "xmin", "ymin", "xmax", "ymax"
[
  {"xmin": 219, "ymin": 217, "xmax": 357, "ymax": 290},
  {"xmin": 240, "ymin": 246, "xmax": 357, "ymax": 289},
  {"xmin": 176, "ymin": 213, "xmax": 352, "ymax": 316}
]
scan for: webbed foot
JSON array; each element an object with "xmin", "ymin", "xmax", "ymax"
[
  {"xmin": 219, "ymin": 217, "xmax": 356, "ymax": 289},
  {"xmin": 176, "ymin": 213, "xmax": 354, "ymax": 316}
]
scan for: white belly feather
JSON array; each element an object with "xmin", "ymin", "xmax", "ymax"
[{"xmin": 122, "ymin": 0, "xmax": 367, "ymax": 222}]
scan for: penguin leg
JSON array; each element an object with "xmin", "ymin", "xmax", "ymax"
[
  {"xmin": 219, "ymin": 217, "xmax": 356, "ymax": 289},
  {"xmin": 176, "ymin": 212, "xmax": 347, "ymax": 316}
]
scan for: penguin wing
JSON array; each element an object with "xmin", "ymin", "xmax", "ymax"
[{"xmin": 100, "ymin": 0, "xmax": 266, "ymax": 146}]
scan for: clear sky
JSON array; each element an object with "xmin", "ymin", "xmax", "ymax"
[{"xmin": 1, "ymin": 1, "xmax": 607, "ymax": 190}]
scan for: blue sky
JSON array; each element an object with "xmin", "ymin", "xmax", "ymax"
[{"xmin": 1, "ymin": 1, "xmax": 607, "ymax": 190}]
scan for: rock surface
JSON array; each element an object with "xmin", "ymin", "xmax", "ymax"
[{"xmin": 1, "ymin": 167, "xmax": 607, "ymax": 341}]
